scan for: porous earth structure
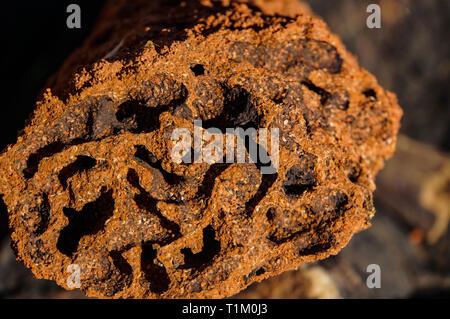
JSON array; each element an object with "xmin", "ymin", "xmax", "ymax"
[{"xmin": 0, "ymin": 0, "xmax": 402, "ymax": 298}]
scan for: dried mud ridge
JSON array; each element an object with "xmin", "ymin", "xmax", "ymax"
[{"xmin": 0, "ymin": 0, "xmax": 402, "ymax": 298}]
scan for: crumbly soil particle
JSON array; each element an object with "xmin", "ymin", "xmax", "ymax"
[{"xmin": 0, "ymin": 0, "xmax": 402, "ymax": 298}]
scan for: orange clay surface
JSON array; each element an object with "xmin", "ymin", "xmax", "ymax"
[{"xmin": 0, "ymin": 0, "xmax": 401, "ymax": 298}]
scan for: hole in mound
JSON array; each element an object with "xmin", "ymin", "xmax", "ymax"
[
  {"xmin": 127, "ymin": 168, "xmax": 182, "ymax": 243},
  {"xmin": 109, "ymin": 250, "xmax": 133, "ymax": 290},
  {"xmin": 141, "ymin": 242, "xmax": 171, "ymax": 294},
  {"xmin": 134, "ymin": 145, "xmax": 184, "ymax": 185},
  {"xmin": 245, "ymin": 173, "xmax": 278, "ymax": 217},
  {"xmin": 283, "ymin": 155, "xmax": 317, "ymax": 196},
  {"xmin": 57, "ymin": 188, "xmax": 114, "ymax": 257},
  {"xmin": 23, "ymin": 137, "xmax": 93, "ymax": 180},
  {"xmin": 301, "ymin": 81, "xmax": 331, "ymax": 105},
  {"xmin": 180, "ymin": 225, "xmax": 220, "ymax": 269},
  {"xmin": 195, "ymin": 163, "xmax": 229, "ymax": 199},
  {"xmin": 58, "ymin": 155, "xmax": 97, "ymax": 189},
  {"xmin": 243, "ymin": 267, "xmax": 266, "ymax": 284},
  {"xmin": 34, "ymin": 193, "xmax": 50, "ymax": 236},
  {"xmin": 115, "ymin": 81, "xmax": 187, "ymax": 133},
  {"xmin": 242, "ymin": 135, "xmax": 278, "ymax": 216},
  {"xmin": 299, "ymin": 241, "xmax": 333, "ymax": 256},
  {"xmin": 115, "ymin": 101, "xmax": 169, "ymax": 133},
  {"xmin": 265, "ymin": 207, "xmax": 275, "ymax": 222},
  {"xmin": 347, "ymin": 166, "xmax": 361, "ymax": 183},
  {"xmin": 255, "ymin": 267, "xmax": 266, "ymax": 276},
  {"xmin": 363, "ymin": 89, "xmax": 377, "ymax": 99},
  {"xmin": 202, "ymin": 86, "xmax": 259, "ymax": 130},
  {"xmin": 23, "ymin": 142, "xmax": 66, "ymax": 179},
  {"xmin": 190, "ymin": 64, "xmax": 205, "ymax": 76}
]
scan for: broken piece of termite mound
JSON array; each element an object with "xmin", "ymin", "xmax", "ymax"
[{"xmin": 0, "ymin": 0, "xmax": 402, "ymax": 299}]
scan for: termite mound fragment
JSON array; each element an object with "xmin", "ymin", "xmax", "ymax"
[{"xmin": 0, "ymin": 0, "xmax": 402, "ymax": 298}]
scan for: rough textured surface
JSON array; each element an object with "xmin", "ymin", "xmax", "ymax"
[{"xmin": 0, "ymin": 0, "xmax": 401, "ymax": 298}]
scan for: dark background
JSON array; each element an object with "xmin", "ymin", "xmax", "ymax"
[
  {"xmin": 0, "ymin": 1, "xmax": 105, "ymax": 152},
  {"xmin": 0, "ymin": 0, "xmax": 448, "ymax": 298},
  {"xmin": 0, "ymin": 0, "xmax": 105, "ymax": 297}
]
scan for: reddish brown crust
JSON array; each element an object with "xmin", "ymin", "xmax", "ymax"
[{"xmin": 0, "ymin": 0, "xmax": 401, "ymax": 298}]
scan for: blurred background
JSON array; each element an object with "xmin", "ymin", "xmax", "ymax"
[{"xmin": 0, "ymin": 0, "xmax": 449, "ymax": 298}]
